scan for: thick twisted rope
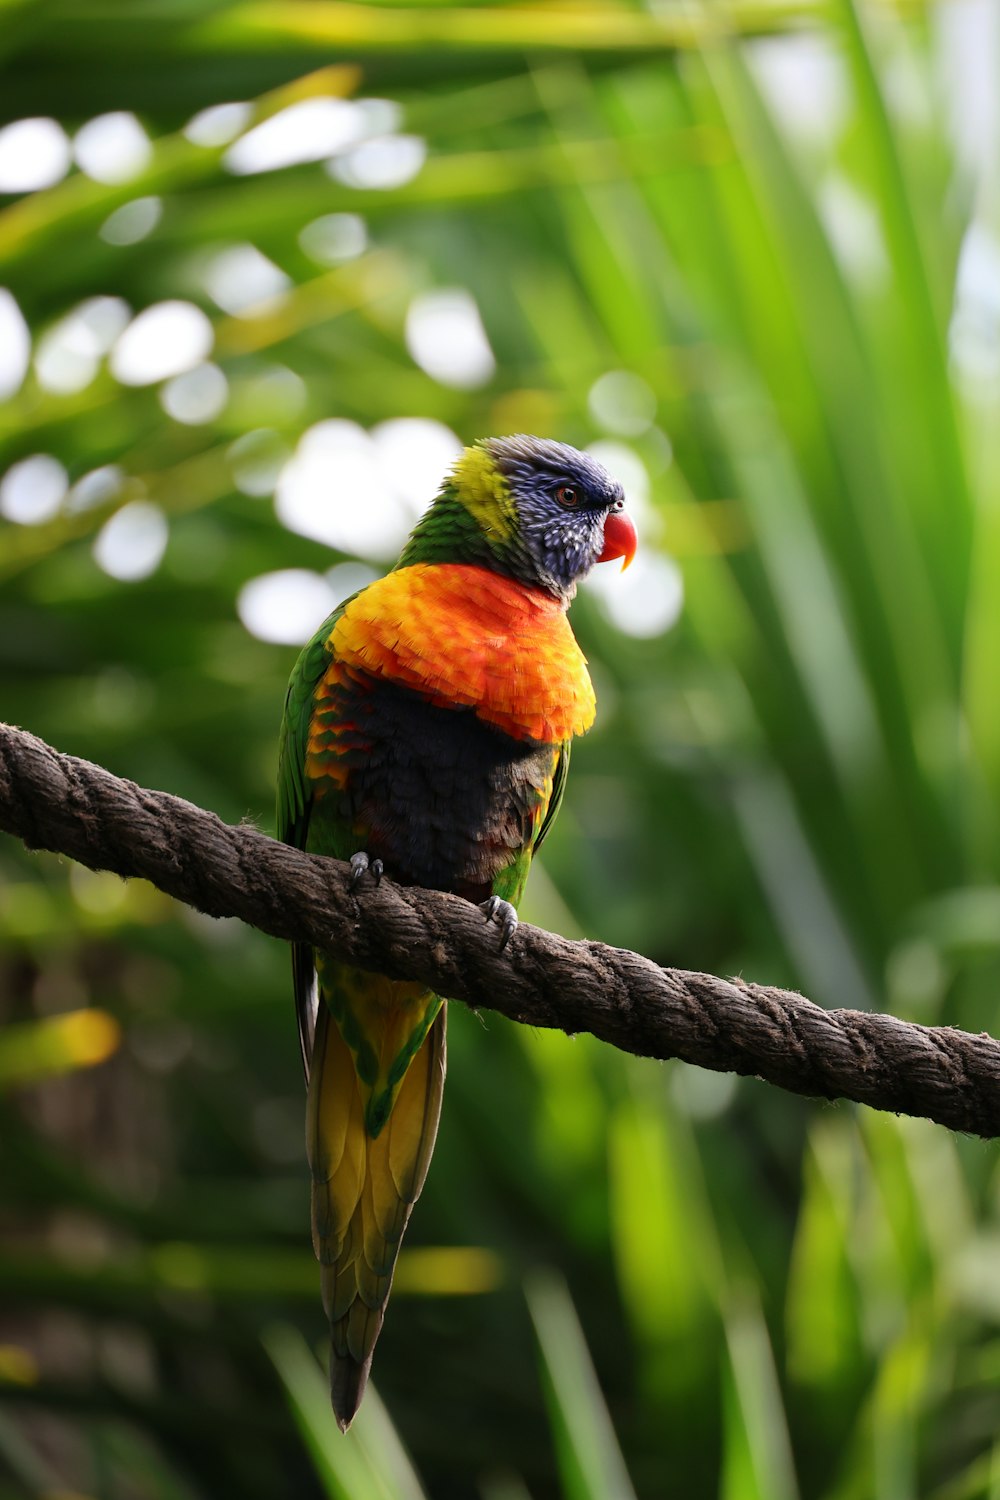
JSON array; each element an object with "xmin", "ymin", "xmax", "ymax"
[{"xmin": 1, "ymin": 722, "xmax": 998, "ymax": 1137}]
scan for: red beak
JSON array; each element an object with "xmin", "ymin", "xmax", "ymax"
[{"xmin": 598, "ymin": 508, "xmax": 638, "ymax": 571}]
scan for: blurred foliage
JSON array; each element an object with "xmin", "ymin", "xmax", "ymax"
[{"xmin": 2, "ymin": 0, "xmax": 1000, "ymax": 1497}]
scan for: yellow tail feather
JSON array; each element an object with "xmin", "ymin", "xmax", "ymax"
[{"xmin": 306, "ymin": 983, "xmax": 447, "ymax": 1431}]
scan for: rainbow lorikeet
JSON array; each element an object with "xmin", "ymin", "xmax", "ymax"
[{"xmin": 276, "ymin": 434, "xmax": 637, "ymax": 1429}]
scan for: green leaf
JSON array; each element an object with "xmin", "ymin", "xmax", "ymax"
[{"xmin": 525, "ymin": 1270, "xmax": 637, "ymax": 1500}]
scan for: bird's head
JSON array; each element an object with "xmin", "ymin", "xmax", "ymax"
[{"xmin": 447, "ymin": 435, "xmax": 638, "ymax": 600}]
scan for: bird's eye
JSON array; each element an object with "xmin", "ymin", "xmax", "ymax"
[{"xmin": 556, "ymin": 484, "xmax": 580, "ymax": 508}]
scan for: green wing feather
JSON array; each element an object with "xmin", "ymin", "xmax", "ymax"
[
  {"xmin": 533, "ymin": 740, "xmax": 571, "ymax": 857},
  {"xmin": 277, "ymin": 612, "xmax": 339, "ymax": 848},
  {"xmin": 277, "ymin": 610, "xmax": 339, "ymax": 1077},
  {"xmin": 488, "ymin": 739, "xmax": 569, "ymax": 909}
]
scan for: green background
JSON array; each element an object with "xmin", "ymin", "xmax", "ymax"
[{"xmin": 2, "ymin": 2, "xmax": 1000, "ymax": 1496}]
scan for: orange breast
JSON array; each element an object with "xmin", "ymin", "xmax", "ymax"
[{"xmin": 328, "ymin": 563, "xmax": 596, "ymax": 744}]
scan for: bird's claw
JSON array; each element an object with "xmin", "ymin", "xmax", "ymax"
[
  {"xmin": 481, "ymin": 895, "xmax": 518, "ymax": 951},
  {"xmin": 350, "ymin": 852, "xmax": 383, "ymax": 888}
]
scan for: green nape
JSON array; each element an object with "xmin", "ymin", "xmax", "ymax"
[{"xmin": 394, "ymin": 489, "xmax": 503, "ymax": 571}]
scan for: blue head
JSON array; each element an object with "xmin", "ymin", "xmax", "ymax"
[{"xmin": 478, "ymin": 435, "xmax": 635, "ymax": 599}]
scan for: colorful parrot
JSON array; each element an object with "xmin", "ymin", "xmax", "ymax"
[{"xmin": 276, "ymin": 434, "xmax": 637, "ymax": 1429}]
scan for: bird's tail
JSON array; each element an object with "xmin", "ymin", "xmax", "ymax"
[{"xmin": 306, "ymin": 966, "xmax": 446, "ymax": 1431}]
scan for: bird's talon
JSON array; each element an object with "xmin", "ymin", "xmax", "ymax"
[
  {"xmin": 371, "ymin": 858, "xmax": 384, "ymax": 886},
  {"xmin": 481, "ymin": 896, "xmax": 518, "ymax": 950},
  {"xmin": 350, "ymin": 851, "xmax": 371, "ymax": 888}
]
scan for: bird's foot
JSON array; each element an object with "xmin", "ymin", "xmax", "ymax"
[
  {"xmin": 350, "ymin": 851, "xmax": 384, "ymax": 888},
  {"xmin": 481, "ymin": 895, "xmax": 518, "ymax": 951}
]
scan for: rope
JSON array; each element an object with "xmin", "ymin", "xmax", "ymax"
[{"xmin": 2, "ymin": 721, "xmax": 998, "ymax": 1137}]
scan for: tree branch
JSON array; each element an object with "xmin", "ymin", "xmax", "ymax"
[{"xmin": 1, "ymin": 721, "xmax": 998, "ymax": 1137}]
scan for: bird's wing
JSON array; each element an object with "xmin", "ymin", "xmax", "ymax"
[
  {"xmin": 485, "ymin": 737, "xmax": 569, "ymax": 912},
  {"xmin": 532, "ymin": 739, "xmax": 571, "ymax": 857},
  {"xmin": 276, "ymin": 607, "xmax": 342, "ymax": 1078}
]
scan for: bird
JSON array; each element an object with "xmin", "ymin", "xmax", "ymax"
[{"xmin": 276, "ymin": 434, "xmax": 637, "ymax": 1430}]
